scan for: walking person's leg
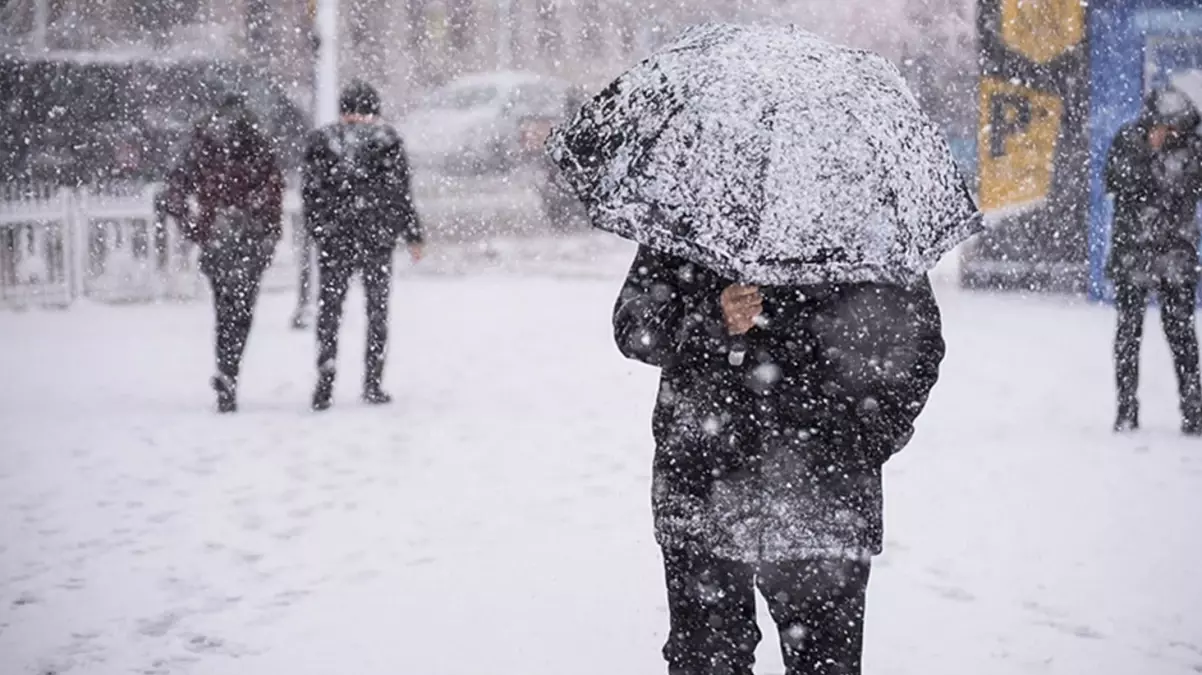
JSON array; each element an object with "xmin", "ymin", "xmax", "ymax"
[
  {"xmin": 291, "ymin": 226, "xmax": 314, "ymax": 329},
  {"xmin": 361, "ymin": 247, "xmax": 394, "ymax": 403},
  {"xmin": 661, "ymin": 547, "xmax": 760, "ymax": 675},
  {"xmin": 1157, "ymin": 279, "xmax": 1202, "ymax": 434},
  {"xmin": 313, "ymin": 243, "xmax": 353, "ymax": 410},
  {"xmin": 757, "ymin": 557, "xmax": 871, "ymax": 675},
  {"xmin": 202, "ymin": 244, "xmax": 239, "ymax": 413},
  {"xmin": 216, "ymin": 239, "xmax": 274, "ymax": 410},
  {"xmin": 1114, "ymin": 280, "xmax": 1149, "ymax": 430}
]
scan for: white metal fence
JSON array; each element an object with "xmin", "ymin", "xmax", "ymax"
[
  {"xmin": 0, "ymin": 171, "xmax": 555, "ymax": 310},
  {"xmin": 0, "ymin": 173, "xmax": 982, "ymax": 307},
  {"xmin": 0, "ymin": 182, "xmax": 311, "ymax": 309}
]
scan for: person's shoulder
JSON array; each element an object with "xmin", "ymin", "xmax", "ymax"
[
  {"xmin": 1113, "ymin": 121, "xmax": 1144, "ymax": 145},
  {"xmin": 305, "ymin": 124, "xmax": 344, "ymax": 155},
  {"xmin": 369, "ymin": 121, "xmax": 404, "ymax": 148},
  {"xmin": 1185, "ymin": 130, "xmax": 1202, "ymax": 154},
  {"xmin": 305, "ymin": 125, "xmax": 328, "ymax": 146}
]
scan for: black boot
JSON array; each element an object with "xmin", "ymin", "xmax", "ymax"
[
  {"xmin": 1182, "ymin": 399, "xmax": 1202, "ymax": 436},
  {"xmin": 1114, "ymin": 401, "xmax": 1139, "ymax": 432},
  {"xmin": 362, "ymin": 385, "xmax": 392, "ymax": 405},
  {"xmin": 1180, "ymin": 386, "xmax": 1202, "ymax": 437},
  {"xmin": 211, "ymin": 374, "xmax": 237, "ymax": 413},
  {"xmin": 363, "ymin": 357, "xmax": 390, "ymax": 405},
  {"xmin": 312, "ymin": 372, "xmax": 334, "ymax": 412},
  {"xmin": 290, "ymin": 307, "xmax": 311, "ymax": 331}
]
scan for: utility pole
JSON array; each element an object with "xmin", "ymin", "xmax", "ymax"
[
  {"xmin": 314, "ymin": 0, "xmax": 340, "ymax": 125},
  {"xmin": 32, "ymin": 0, "xmax": 49, "ymax": 51},
  {"xmin": 497, "ymin": 0, "xmax": 512, "ymax": 69}
]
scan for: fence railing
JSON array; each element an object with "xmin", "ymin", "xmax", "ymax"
[
  {"xmin": 0, "ymin": 181, "xmax": 307, "ymax": 309},
  {"xmin": 0, "ymin": 171, "xmax": 552, "ymax": 310}
]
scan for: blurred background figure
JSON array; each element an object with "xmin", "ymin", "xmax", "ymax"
[
  {"xmin": 162, "ymin": 93, "xmax": 284, "ymax": 413},
  {"xmin": 302, "ymin": 80, "xmax": 423, "ymax": 412},
  {"xmin": 1105, "ymin": 87, "xmax": 1202, "ymax": 434},
  {"xmin": 290, "ymin": 226, "xmax": 315, "ymax": 331}
]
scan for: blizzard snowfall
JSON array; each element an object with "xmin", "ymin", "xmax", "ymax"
[{"xmin": 1, "ymin": 235, "xmax": 1201, "ymax": 675}]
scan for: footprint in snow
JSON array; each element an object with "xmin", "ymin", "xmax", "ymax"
[
  {"xmin": 59, "ymin": 577, "xmax": 86, "ymax": 591},
  {"xmin": 138, "ymin": 611, "xmax": 184, "ymax": 637},
  {"xmin": 1036, "ymin": 618, "xmax": 1104, "ymax": 640},
  {"xmin": 928, "ymin": 584, "xmax": 975, "ymax": 603},
  {"xmin": 1170, "ymin": 640, "xmax": 1202, "ymax": 656},
  {"xmin": 183, "ymin": 633, "xmax": 226, "ymax": 654},
  {"xmin": 12, "ymin": 591, "xmax": 39, "ymax": 607}
]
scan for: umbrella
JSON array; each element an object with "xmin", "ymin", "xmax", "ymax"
[{"xmin": 547, "ymin": 23, "xmax": 982, "ymax": 286}]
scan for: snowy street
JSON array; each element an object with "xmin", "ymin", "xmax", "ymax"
[{"xmin": 2, "ymin": 235, "xmax": 1202, "ymax": 675}]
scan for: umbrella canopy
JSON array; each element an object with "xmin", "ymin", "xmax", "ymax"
[{"xmin": 548, "ymin": 23, "xmax": 982, "ymax": 286}]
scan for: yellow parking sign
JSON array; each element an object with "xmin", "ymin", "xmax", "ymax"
[
  {"xmin": 978, "ymin": 77, "xmax": 1065, "ymax": 212},
  {"xmin": 1000, "ymin": 0, "xmax": 1086, "ymax": 65}
]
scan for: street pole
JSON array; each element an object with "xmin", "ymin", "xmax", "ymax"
[
  {"xmin": 497, "ymin": 0, "xmax": 512, "ymax": 69},
  {"xmin": 32, "ymin": 0, "xmax": 49, "ymax": 51},
  {"xmin": 314, "ymin": 0, "xmax": 340, "ymax": 126}
]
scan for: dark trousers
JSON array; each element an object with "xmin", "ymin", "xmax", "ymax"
[
  {"xmin": 662, "ymin": 547, "xmax": 870, "ymax": 675},
  {"xmin": 201, "ymin": 238, "xmax": 271, "ymax": 382},
  {"xmin": 295, "ymin": 227, "xmax": 314, "ymax": 310},
  {"xmin": 1114, "ymin": 279, "xmax": 1202, "ymax": 420},
  {"xmin": 316, "ymin": 244, "xmax": 393, "ymax": 389}
]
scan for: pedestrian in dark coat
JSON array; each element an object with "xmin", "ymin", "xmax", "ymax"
[
  {"xmin": 302, "ymin": 80, "xmax": 423, "ymax": 411},
  {"xmin": 162, "ymin": 93, "xmax": 283, "ymax": 413},
  {"xmin": 614, "ymin": 245, "xmax": 944, "ymax": 675},
  {"xmin": 1105, "ymin": 87, "xmax": 1202, "ymax": 433}
]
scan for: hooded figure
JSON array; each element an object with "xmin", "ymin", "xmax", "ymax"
[
  {"xmin": 302, "ymin": 80, "xmax": 424, "ymax": 411},
  {"xmin": 614, "ymin": 245, "xmax": 944, "ymax": 675},
  {"xmin": 1105, "ymin": 87, "xmax": 1202, "ymax": 433},
  {"xmin": 163, "ymin": 93, "xmax": 283, "ymax": 413}
]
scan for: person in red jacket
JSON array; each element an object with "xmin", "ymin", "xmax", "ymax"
[{"xmin": 163, "ymin": 94, "xmax": 284, "ymax": 413}]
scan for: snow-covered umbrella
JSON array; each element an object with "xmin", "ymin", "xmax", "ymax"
[{"xmin": 547, "ymin": 23, "xmax": 982, "ymax": 286}]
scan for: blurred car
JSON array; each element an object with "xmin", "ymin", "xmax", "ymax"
[
  {"xmin": 400, "ymin": 70, "xmax": 574, "ymax": 176},
  {"xmin": 1169, "ymin": 69, "xmax": 1202, "ymax": 135},
  {"xmin": 0, "ymin": 51, "xmax": 309, "ymax": 186}
]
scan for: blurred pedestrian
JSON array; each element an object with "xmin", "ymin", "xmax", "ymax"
[
  {"xmin": 290, "ymin": 226, "xmax": 315, "ymax": 330},
  {"xmin": 162, "ymin": 93, "xmax": 283, "ymax": 413},
  {"xmin": 302, "ymin": 80, "xmax": 423, "ymax": 411},
  {"xmin": 1105, "ymin": 87, "xmax": 1202, "ymax": 433}
]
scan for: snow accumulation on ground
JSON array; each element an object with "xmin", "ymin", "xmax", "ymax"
[{"xmin": 1, "ymin": 233, "xmax": 1201, "ymax": 675}]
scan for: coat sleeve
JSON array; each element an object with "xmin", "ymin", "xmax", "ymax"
[
  {"xmin": 382, "ymin": 133, "xmax": 423, "ymax": 245},
  {"xmin": 1188, "ymin": 137, "xmax": 1202, "ymax": 200},
  {"xmin": 301, "ymin": 130, "xmax": 332, "ymax": 240},
  {"xmin": 1105, "ymin": 126, "xmax": 1144, "ymax": 200},
  {"xmin": 830, "ymin": 277, "xmax": 945, "ymax": 466},
  {"xmin": 612, "ymin": 246, "xmax": 727, "ymax": 368},
  {"xmin": 161, "ymin": 131, "xmax": 203, "ymax": 240},
  {"xmin": 250, "ymin": 145, "xmax": 284, "ymax": 240}
]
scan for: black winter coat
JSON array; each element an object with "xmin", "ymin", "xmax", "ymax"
[
  {"xmin": 302, "ymin": 120, "xmax": 423, "ymax": 252},
  {"xmin": 614, "ymin": 246, "xmax": 945, "ymax": 562},
  {"xmin": 1105, "ymin": 121, "xmax": 1202, "ymax": 284},
  {"xmin": 162, "ymin": 105, "xmax": 283, "ymax": 245}
]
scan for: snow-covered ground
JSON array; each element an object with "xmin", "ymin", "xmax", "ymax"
[{"xmin": 2, "ymin": 235, "xmax": 1201, "ymax": 675}]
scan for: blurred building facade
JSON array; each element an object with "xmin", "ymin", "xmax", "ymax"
[{"xmin": 1, "ymin": 0, "xmax": 976, "ymax": 126}]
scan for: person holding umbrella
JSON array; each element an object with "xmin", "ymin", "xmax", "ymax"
[{"xmin": 549, "ymin": 24, "xmax": 979, "ymax": 675}]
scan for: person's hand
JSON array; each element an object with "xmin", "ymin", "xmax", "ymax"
[
  {"xmin": 407, "ymin": 243, "xmax": 424, "ymax": 263},
  {"xmin": 720, "ymin": 284, "xmax": 763, "ymax": 335}
]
